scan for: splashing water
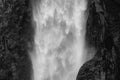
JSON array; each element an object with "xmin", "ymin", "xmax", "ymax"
[{"xmin": 31, "ymin": 0, "xmax": 87, "ymax": 80}]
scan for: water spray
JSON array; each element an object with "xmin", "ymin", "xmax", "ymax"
[{"xmin": 31, "ymin": 0, "xmax": 87, "ymax": 80}]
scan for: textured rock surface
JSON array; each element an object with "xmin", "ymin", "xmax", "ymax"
[
  {"xmin": 0, "ymin": 0, "xmax": 33, "ymax": 80},
  {"xmin": 77, "ymin": 0, "xmax": 120, "ymax": 80}
]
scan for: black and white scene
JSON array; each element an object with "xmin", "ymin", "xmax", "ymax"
[{"xmin": 0, "ymin": 0, "xmax": 120, "ymax": 80}]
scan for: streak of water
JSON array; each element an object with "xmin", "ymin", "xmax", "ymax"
[{"xmin": 31, "ymin": 0, "xmax": 87, "ymax": 80}]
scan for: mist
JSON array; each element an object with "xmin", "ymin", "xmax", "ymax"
[{"xmin": 31, "ymin": 0, "xmax": 88, "ymax": 80}]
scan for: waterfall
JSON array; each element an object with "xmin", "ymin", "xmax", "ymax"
[{"xmin": 31, "ymin": 0, "xmax": 87, "ymax": 80}]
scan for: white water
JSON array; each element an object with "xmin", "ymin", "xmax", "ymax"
[{"xmin": 31, "ymin": 0, "xmax": 87, "ymax": 80}]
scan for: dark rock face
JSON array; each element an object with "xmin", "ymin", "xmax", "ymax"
[
  {"xmin": 0, "ymin": 0, "xmax": 34, "ymax": 80},
  {"xmin": 77, "ymin": 0, "xmax": 120, "ymax": 80}
]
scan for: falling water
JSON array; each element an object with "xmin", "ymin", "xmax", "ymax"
[{"xmin": 31, "ymin": 0, "xmax": 87, "ymax": 80}]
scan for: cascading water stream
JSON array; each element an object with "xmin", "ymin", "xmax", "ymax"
[{"xmin": 31, "ymin": 0, "xmax": 87, "ymax": 80}]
